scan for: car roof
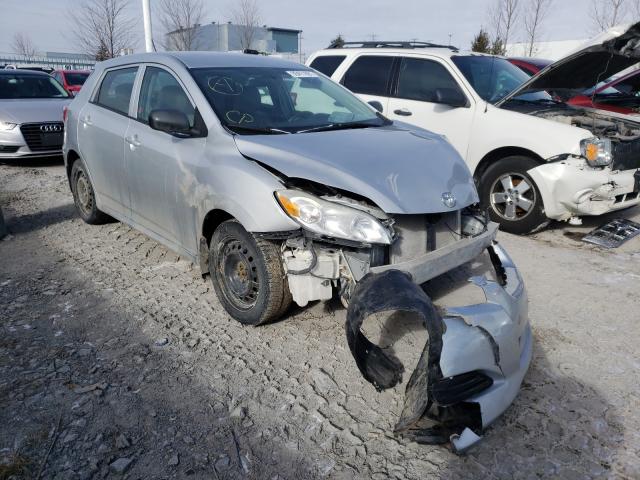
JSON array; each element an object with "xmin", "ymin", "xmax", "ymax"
[
  {"xmin": 96, "ymin": 51, "xmax": 306, "ymax": 70},
  {"xmin": 57, "ymin": 69, "xmax": 92, "ymax": 73},
  {"xmin": 0, "ymin": 69, "xmax": 50, "ymax": 76},
  {"xmin": 311, "ymin": 47, "xmax": 491, "ymax": 59}
]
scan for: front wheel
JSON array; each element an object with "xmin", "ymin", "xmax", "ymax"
[
  {"xmin": 479, "ymin": 156, "xmax": 549, "ymax": 235},
  {"xmin": 209, "ymin": 220, "xmax": 292, "ymax": 325}
]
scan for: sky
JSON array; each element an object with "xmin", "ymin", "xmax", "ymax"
[{"xmin": 0, "ymin": 0, "xmax": 607, "ymax": 58}]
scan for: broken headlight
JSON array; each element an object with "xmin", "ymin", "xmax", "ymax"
[
  {"xmin": 581, "ymin": 137, "xmax": 612, "ymax": 167},
  {"xmin": 275, "ymin": 189, "xmax": 392, "ymax": 244}
]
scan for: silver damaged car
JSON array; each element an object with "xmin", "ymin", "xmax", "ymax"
[{"xmin": 63, "ymin": 52, "xmax": 532, "ymax": 452}]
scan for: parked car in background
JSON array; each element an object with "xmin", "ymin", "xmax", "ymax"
[
  {"xmin": 53, "ymin": 69, "xmax": 91, "ymax": 96},
  {"xmin": 0, "ymin": 69, "xmax": 70, "ymax": 158},
  {"xmin": 566, "ymin": 68, "xmax": 640, "ymax": 115},
  {"xmin": 64, "ymin": 52, "xmax": 532, "ymax": 451},
  {"xmin": 308, "ymin": 25, "xmax": 640, "ymax": 233},
  {"xmin": 507, "ymin": 57, "xmax": 552, "ymax": 76}
]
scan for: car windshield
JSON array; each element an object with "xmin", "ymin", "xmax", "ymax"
[
  {"xmin": 452, "ymin": 55, "xmax": 553, "ymax": 104},
  {"xmin": 0, "ymin": 73, "xmax": 69, "ymax": 99},
  {"xmin": 65, "ymin": 72, "xmax": 90, "ymax": 86},
  {"xmin": 190, "ymin": 66, "xmax": 387, "ymax": 134}
]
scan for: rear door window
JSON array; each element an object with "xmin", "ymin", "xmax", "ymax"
[
  {"xmin": 396, "ymin": 57, "xmax": 464, "ymax": 103},
  {"xmin": 95, "ymin": 67, "xmax": 138, "ymax": 115},
  {"xmin": 309, "ymin": 56, "xmax": 346, "ymax": 77},
  {"xmin": 137, "ymin": 66, "xmax": 195, "ymax": 127},
  {"xmin": 342, "ymin": 56, "xmax": 394, "ymax": 96}
]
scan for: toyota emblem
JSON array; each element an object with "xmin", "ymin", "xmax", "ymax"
[
  {"xmin": 40, "ymin": 124, "xmax": 62, "ymax": 133},
  {"xmin": 441, "ymin": 192, "xmax": 457, "ymax": 208}
]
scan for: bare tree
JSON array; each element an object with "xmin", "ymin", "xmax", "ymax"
[
  {"xmin": 11, "ymin": 32, "xmax": 37, "ymax": 58},
  {"xmin": 523, "ymin": 0, "xmax": 554, "ymax": 56},
  {"xmin": 232, "ymin": 0, "xmax": 262, "ymax": 50},
  {"xmin": 590, "ymin": 0, "xmax": 627, "ymax": 32},
  {"xmin": 489, "ymin": 0, "xmax": 521, "ymax": 55},
  {"xmin": 158, "ymin": 0, "xmax": 205, "ymax": 51},
  {"xmin": 69, "ymin": 0, "xmax": 136, "ymax": 60}
]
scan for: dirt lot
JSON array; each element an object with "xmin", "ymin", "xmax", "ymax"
[{"xmin": 1, "ymin": 158, "xmax": 639, "ymax": 479}]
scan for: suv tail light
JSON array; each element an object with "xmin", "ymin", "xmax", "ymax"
[{"xmin": 63, "ymin": 106, "xmax": 68, "ymax": 123}]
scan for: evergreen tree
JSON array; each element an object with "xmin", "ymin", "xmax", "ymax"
[
  {"xmin": 471, "ymin": 28, "xmax": 491, "ymax": 53},
  {"xmin": 95, "ymin": 42, "xmax": 111, "ymax": 61},
  {"xmin": 330, "ymin": 34, "xmax": 345, "ymax": 48},
  {"xmin": 491, "ymin": 37, "xmax": 505, "ymax": 56}
]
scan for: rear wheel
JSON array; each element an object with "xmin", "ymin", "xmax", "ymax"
[
  {"xmin": 479, "ymin": 156, "xmax": 549, "ymax": 234},
  {"xmin": 70, "ymin": 160, "xmax": 109, "ymax": 224},
  {"xmin": 209, "ymin": 220, "xmax": 292, "ymax": 325}
]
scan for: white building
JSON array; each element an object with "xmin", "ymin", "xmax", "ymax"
[{"xmin": 505, "ymin": 39, "xmax": 588, "ymax": 60}]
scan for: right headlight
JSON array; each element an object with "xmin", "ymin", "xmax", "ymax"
[
  {"xmin": 580, "ymin": 137, "xmax": 613, "ymax": 167},
  {"xmin": 275, "ymin": 189, "xmax": 392, "ymax": 244},
  {"xmin": 0, "ymin": 121, "xmax": 17, "ymax": 131}
]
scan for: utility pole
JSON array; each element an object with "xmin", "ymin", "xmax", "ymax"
[
  {"xmin": 448, "ymin": 33, "xmax": 453, "ymax": 46},
  {"xmin": 142, "ymin": 0, "xmax": 153, "ymax": 53}
]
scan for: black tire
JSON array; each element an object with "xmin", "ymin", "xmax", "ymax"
[
  {"xmin": 70, "ymin": 160, "xmax": 110, "ymax": 225},
  {"xmin": 209, "ymin": 220, "xmax": 292, "ymax": 325},
  {"xmin": 479, "ymin": 155, "xmax": 549, "ymax": 235}
]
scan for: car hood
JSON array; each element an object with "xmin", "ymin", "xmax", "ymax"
[
  {"xmin": 0, "ymin": 98, "xmax": 71, "ymax": 124},
  {"xmin": 498, "ymin": 21, "xmax": 640, "ymax": 105},
  {"xmin": 234, "ymin": 123, "xmax": 478, "ymax": 214}
]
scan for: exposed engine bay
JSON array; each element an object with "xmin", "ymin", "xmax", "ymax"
[
  {"xmin": 532, "ymin": 108, "xmax": 640, "ymax": 170},
  {"xmin": 535, "ymin": 109, "xmax": 640, "ymax": 140}
]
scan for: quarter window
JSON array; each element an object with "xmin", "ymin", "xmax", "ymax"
[
  {"xmin": 309, "ymin": 56, "xmax": 346, "ymax": 77},
  {"xmin": 396, "ymin": 58, "xmax": 464, "ymax": 103},
  {"xmin": 342, "ymin": 56, "xmax": 394, "ymax": 96},
  {"xmin": 137, "ymin": 67, "xmax": 195, "ymax": 127},
  {"xmin": 96, "ymin": 67, "xmax": 138, "ymax": 115}
]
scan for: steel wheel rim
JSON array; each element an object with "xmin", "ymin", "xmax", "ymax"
[
  {"xmin": 76, "ymin": 173, "xmax": 93, "ymax": 216},
  {"xmin": 489, "ymin": 172, "xmax": 536, "ymax": 221},
  {"xmin": 218, "ymin": 239, "xmax": 259, "ymax": 310}
]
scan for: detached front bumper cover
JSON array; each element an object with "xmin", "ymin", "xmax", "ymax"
[{"xmin": 345, "ymin": 243, "xmax": 532, "ymax": 453}]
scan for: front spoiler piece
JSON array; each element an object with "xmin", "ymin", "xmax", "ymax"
[{"xmin": 345, "ymin": 243, "xmax": 531, "ymax": 453}]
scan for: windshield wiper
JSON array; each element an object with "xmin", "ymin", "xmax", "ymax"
[
  {"xmin": 227, "ymin": 125, "xmax": 291, "ymax": 135},
  {"xmin": 296, "ymin": 121, "xmax": 383, "ymax": 134}
]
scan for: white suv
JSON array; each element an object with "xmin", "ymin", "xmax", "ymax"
[{"xmin": 307, "ymin": 26, "xmax": 640, "ymax": 234}]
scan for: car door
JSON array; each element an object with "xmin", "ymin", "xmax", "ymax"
[
  {"xmin": 386, "ymin": 57, "xmax": 474, "ymax": 159},
  {"xmin": 77, "ymin": 66, "xmax": 138, "ymax": 217},
  {"xmin": 340, "ymin": 55, "xmax": 395, "ymax": 114},
  {"xmin": 125, "ymin": 65, "xmax": 205, "ymax": 248}
]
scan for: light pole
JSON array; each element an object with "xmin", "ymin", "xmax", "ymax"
[{"xmin": 142, "ymin": 0, "xmax": 154, "ymax": 53}]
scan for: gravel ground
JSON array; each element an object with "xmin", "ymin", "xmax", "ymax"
[{"xmin": 0, "ymin": 158, "xmax": 639, "ymax": 480}]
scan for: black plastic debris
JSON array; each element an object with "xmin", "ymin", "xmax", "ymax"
[
  {"xmin": 345, "ymin": 269, "xmax": 484, "ymax": 447},
  {"xmin": 582, "ymin": 218, "xmax": 640, "ymax": 248}
]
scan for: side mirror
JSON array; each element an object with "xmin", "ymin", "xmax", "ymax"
[
  {"xmin": 434, "ymin": 88, "xmax": 469, "ymax": 108},
  {"xmin": 368, "ymin": 100, "xmax": 383, "ymax": 112},
  {"xmin": 149, "ymin": 109, "xmax": 191, "ymax": 136}
]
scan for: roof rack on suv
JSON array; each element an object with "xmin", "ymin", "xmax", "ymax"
[{"xmin": 327, "ymin": 40, "xmax": 459, "ymax": 51}]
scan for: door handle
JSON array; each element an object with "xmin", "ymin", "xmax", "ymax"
[
  {"xmin": 82, "ymin": 115, "xmax": 92, "ymax": 126},
  {"xmin": 125, "ymin": 135, "xmax": 141, "ymax": 148},
  {"xmin": 393, "ymin": 108, "xmax": 412, "ymax": 116}
]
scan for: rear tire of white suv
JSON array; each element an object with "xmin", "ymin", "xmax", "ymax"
[{"xmin": 479, "ymin": 155, "xmax": 549, "ymax": 235}]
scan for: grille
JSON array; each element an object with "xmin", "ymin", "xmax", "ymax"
[
  {"xmin": 19, "ymin": 122, "xmax": 64, "ymax": 152},
  {"xmin": 390, "ymin": 212, "xmax": 461, "ymax": 264}
]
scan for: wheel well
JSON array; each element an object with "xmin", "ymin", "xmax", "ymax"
[
  {"xmin": 473, "ymin": 147, "xmax": 544, "ymax": 184},
  {"xmin": 202, "ymin": 209, "xmax": 233, "ymax": 245},
  {"xmin": 66, "ymin": 150, "xmax": 81, "ymax": 181}
]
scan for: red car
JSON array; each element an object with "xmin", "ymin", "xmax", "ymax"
[
  {"xmin": 52, "ymin": 70, "xmax": 91, "ymax": 96},
  {"xmin": 507, "ymin": 57, "xmax": 552, "ymax": 76},
  {"xmin": 566, "ymin": 69, "xmax": 640, "ymax": 115}
]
